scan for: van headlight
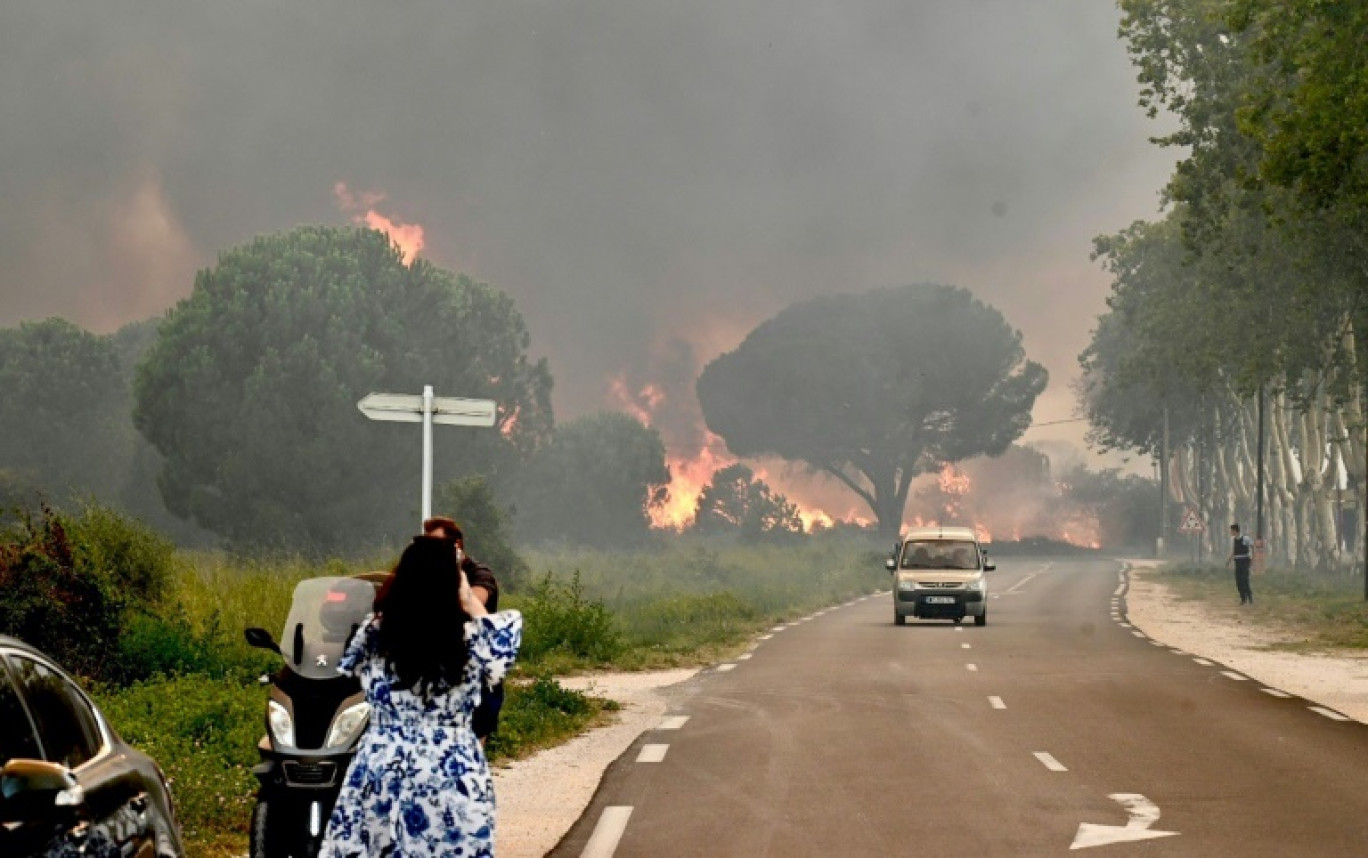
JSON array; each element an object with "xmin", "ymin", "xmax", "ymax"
[
  {"xmin": 325, "ymin": 702, "xmax": 371, "ymax": 750},
  {"xmin": 268, "ymin": 700, "xmax": 295, "ymax": 748},
  {"xmin": 897, "ymin": 579, "xmax": 919, "ymax": 592},
  {"xmin": 966, "ymin": 577, "xmax": 985, "ymax": 592}
]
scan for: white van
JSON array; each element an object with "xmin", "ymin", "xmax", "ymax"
[{"xmin": 884, "ymin": 526, "xmax": 994, "ymax": 626}]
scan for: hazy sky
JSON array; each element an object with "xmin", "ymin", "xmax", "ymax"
[{"xmin": 0, "ymin": 1, "xmax": 1174, "ymax": 473}]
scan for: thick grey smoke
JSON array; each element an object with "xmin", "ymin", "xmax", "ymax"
[{"xmin": 0, "ymin": 1, "xmax": 1173, "ymax": 464}]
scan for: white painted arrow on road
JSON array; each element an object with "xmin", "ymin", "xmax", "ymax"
[{"xmin": 1071, "ymin": 793, "xmax": 1179, "ymax": 850}]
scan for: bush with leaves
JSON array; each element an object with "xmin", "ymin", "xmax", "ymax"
[
  {"xmin": 435, "ymin": 474, "xmax": 528, "ymax": 588},
  {"xmin": 0, "ymin": 506, "xmax": 123, "ymax": 678}
]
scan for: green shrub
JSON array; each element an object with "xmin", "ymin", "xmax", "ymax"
[
  {"xmin": 93, "ymin": 675, "xmax": 264, "ymax": 849},
  {"xmin": 0, "ymin": 506, "xmax": 123, "ymax": 678},
  {"xmin": 485, "ymin": 677, "xmax": 607, "ymax": 762},
  {"xmin": 66, "ymin": 499, "xmax": 176, "ymax": 606},
  {"xmin": 514, "ymin": 572, "xmax": 624, "ymax": 666}
]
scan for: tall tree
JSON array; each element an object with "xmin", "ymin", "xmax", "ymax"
[
  {"xmin": 697, "ymin": 285, "xmax": 1047, "ymax": 538},
  {"xmin": 134, "ymin": 226, "xmax": 552, "ymax": 552},
  {"xmin": 510, "ymin": 412, "xmax": 669, "ymax": 547},
  {"xmin": 692, "ymin": 463, "xmax": 803, "ymax": 541},
  {"xmin": 0, "ymin": 318, "xmax": 130, "ymax": 501}
]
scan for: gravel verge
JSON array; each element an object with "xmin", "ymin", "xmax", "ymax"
[{"xmin": 1124, "ymin": 560, "xmax": 1368, "ymax": 723}]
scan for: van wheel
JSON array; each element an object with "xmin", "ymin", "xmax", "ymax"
[
  {"xmin": 894, "ymin": 612, "xmax": 906, "ymax": 626},
  {"xmin": 975, "ymin": 611, "xmax": 987, "ymax": 627}
]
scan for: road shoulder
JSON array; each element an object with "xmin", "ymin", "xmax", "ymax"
[
  {"xmin": 492, "ymin": 668, "xmax": 698, "ymax": 858},
  {"xmin": 1124, "ymin": 561, "xmax": 1368, "ymax": 723}
]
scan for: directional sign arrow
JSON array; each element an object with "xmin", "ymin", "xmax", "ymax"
[{"xmin": 1071, "ymin": 793, "xmax": 1179, "ymax": 850}]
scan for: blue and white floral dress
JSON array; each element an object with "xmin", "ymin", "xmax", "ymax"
[{"xmin": 319, "ymin": 610, "xmax": 522, "ymax": 857}]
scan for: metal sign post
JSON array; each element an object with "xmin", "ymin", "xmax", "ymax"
[{"xmin": 357, "ymin": 386, "xmax": 497, "ymax": 524}]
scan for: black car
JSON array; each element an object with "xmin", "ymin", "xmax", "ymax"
[{"xmin": 0, "ymin": 635, "xmax": 183, "ymax": 857}]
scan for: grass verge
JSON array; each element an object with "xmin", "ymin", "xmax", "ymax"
[{"xmin": 1152, "ymin": 563, "xmax": 1368, "ymax": 650}]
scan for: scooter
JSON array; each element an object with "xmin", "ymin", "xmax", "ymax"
[{"xmin": 244, "ymin": 572, "xmax": 386, "ymax": 858}]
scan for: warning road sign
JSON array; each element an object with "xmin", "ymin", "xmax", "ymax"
[{"xmin": 1178, "ymin": 508, "xmax": 1204, "ymax": 534}]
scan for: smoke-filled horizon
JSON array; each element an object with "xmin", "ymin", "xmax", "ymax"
[{"xmin": 0, "ymin": 1, "xmax": 1173, "ymax": 489}]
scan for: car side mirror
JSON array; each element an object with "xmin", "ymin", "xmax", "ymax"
[
  {"xmin": 0, "ymin": 759, "xmax": 83, "ymax": 824},
  {"xmin": 245, "ymin": 627, "xmax": 281, "ymax": 654},
  {"xmin": 884, "ymin": 558, "xmax": 896, "ymax": 572},
  {"xmin": 984, "ymin": 563, "xmax": 996, "ymax": 572}
]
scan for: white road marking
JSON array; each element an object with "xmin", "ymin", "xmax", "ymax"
[
  {"xmin": 1170, "ymin": 649, "xmax": 1187, "ymax": 655},
  {"xmin": 1193, "ymin": 658, "xmax": 1214, "ymax": 666},
  {"xmin": 1149, "ymin": 640, "xmax": 1165, "ymax": 646},
  {"xmin": 989, "ymin": 696, "xmax": 1006, "ymax": 709},
  {"xmin": 658, "ymin": 716, "xmax": 689, "ymax": 730},
  {"xmin": 759, "ymin": 635, "xmax": 772, "ymax": 641},
  {"xmin": 1034, "ymin": 752, "xmax": 1068, "ymax": 772},
  {"xmin": 1005, "ymin": 573, "xmax": 1040, "ymax": 594},
  {"xmin": 1118, "ymin": 622, "xmax": 1132, "ymax": 628},
  {"xmin": 1220, "ymin": 671, "xmax": 1248, "ymax": 681},
  {"xmin": 961, "ymin": 643, "xmax": 972, "ymax": 649},
  {"xmin": 1072, "ymin": 793, "xmax": 1179, "ymax": 850},
  {"xmin": 954, "ymin": 627, "xmax": 964, "ymax": 633},
  {"xmin": 1309, "ymin": 706, "xmax": 1351, "ymax": 722},
  {"xmin": 966, "ymin": 664, "xmax": 978, "ymax": 672},
  {"xmin": 716, "ymin": 663, "xmax": 736, "ymax": 672},
  {"xmin": 1131, "ymin": 631, "xmax": 1146, "ymax": 638},
  {"xmin": 1261, "ymin": 688, "xmax": 1291, "ymax": 698},
  {"xmin": 636, "ymin": 744, "xmax": 669, "ymax": 763},
  {"xmin": 738, "ymin": 653, "xmax": 753, "ymax": 660},
  {"xmin": 581, "ymin": 806, "xmax": 633, "ymax": 858}
]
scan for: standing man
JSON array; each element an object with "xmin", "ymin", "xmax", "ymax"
[
  {"xmin": 423, "ymin": 516, "xmax": 504, "ymax": 744},
  {"xmin": 1226, "ymin": 523, "xmax": 1254, "ymax": 605}
]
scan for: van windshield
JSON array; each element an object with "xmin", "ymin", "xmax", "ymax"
[{"xmin": 900, "ymin": 540, "xmax": 980, "ymax": 570}]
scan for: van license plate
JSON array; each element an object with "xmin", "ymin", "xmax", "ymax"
[{"xmin": 925, "ymin": 596, "xmax": 956, "ymax": 604}]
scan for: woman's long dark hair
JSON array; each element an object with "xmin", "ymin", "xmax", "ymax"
[{"xmin": 374, "ymin": 535, "xmax": 472, "ymax": 697}]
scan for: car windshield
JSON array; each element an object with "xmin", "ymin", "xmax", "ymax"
[
  {"xmin": 901, "ymin": 540, "xmax": 979, "ymax": 570},
  {"xmin": 280, "ymin": 577, "xmax": 377, "ymax": 679}
]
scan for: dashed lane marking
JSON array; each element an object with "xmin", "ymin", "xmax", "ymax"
[
  {"xmin": 1221, "ymin": 671, "xmax": 1248, "ymax": 681},
  {"xmin": 1261, "ymin": 688, "xmax": 1291, "ymax": 698},
  {"xmin": 581, "ymin": 806, "xmax": 633, "ymax": 858},
  {"xmin": 1131, "ymin": 631, "xmax": 1147, "ymax": 638},
  {"xmin": 989, "ymin": 696, "xmax": 1006, "ymax": 709},
  {"xmin": 954, "ymin": 627, "xmax": 964, "ymax": 633},
  {"xmin": 1193, "ymin": 658, "xmax": 1214, "ymax": 666},
  {"xmin": 759, "ymin": 635, "xmax": 772, "ymax": 641},
  {"xmin": 1118, "ymin": 622, "xmax": 1132, "ymax": 628},
  {"xmin": 716, "ymin": 663, "xmax": 736, "ymax": 672},
  {"xmin": 636, "ymin": 744, "xmax": 669, "ymax": 763},
  {"xmin": 658, "ymin": 716, "xmax": 689, "ymax": 730},
  {"xmin": 737, "ymin": 654, "xmax": 753, "ymax": 660},
  {"xmin": 966, "ymin": 664, "xmax": 978, "ymax": 672},
  {"xmin": 961, "ymin": 643, "xmax": 971, "ymax": 649},
  {"xmin": 1034, "ymin": 752, "xmax": 1068, "ymax": 772},
  {"xmin": 1310, "ymin": 706, "xmax": 1351, "ymax": 722}
]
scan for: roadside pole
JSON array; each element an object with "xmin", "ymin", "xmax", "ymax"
[{"xmin": 358, "ymin": 386, "xmax": 497, "ymax": 527}]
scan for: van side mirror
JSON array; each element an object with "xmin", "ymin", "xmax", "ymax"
[
  {"xmin": 0, "ymin": 760, "xmax": 83, "ymax": 823},
  {"xmin": 245, "ymin": 627, "xmax": 281, "ymax": 654},
  {"xmin": 984, "ymin": 563, "xmax": 996, "ymax": 572}
]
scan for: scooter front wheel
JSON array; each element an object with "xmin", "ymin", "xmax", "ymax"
[{"xmin": 251, "ymin": 797, "xmax": 321, "ymax": 858}]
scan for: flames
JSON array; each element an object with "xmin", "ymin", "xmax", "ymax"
[{"xmin": 334, "ymin": 182, "xmax": 426, "ymax": 265}]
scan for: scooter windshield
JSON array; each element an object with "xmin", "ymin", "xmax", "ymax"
[{"xmin": 280, "ymin": 577, "xmax": 377, "ymax": 679}]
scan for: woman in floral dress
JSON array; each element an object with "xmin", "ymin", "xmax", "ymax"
[{"xmin": 319, "ymin": 535, "xmax": 522, "ymax": 857}]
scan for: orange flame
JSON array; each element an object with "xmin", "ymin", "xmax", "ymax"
[{"xmin": 334, "ymin": 182, "xmax": 426, "ymax": 265}]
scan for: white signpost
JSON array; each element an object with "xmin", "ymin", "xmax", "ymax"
[{"xmin": 357, "ymin": 385, "xmax": 497, "ymax": 523}]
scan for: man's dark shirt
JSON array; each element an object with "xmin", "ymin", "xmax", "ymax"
[{"xmin": 463, "ymin": 557, "xmax": 503, "ymax": 738}]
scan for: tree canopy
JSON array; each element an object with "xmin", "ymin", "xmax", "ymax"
[
  {"xmin": 134, "ymin": 226, "xmax": 552, "ymax": 552},
  {"xmin": 697, "ymin": 285, "xmax": 1047, "ymax": 537},
  {"xmin": 692, "ymin": 463, "xmax": 803, "ymax": 541},
  {"xmin": 510, "ymin": 411, "xmax": 669, "ymax": 547}
]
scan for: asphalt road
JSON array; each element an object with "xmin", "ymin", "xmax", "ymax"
[{"xmin": 549, "ymin": 557, "xmax": 1368, "ymax": 857}]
